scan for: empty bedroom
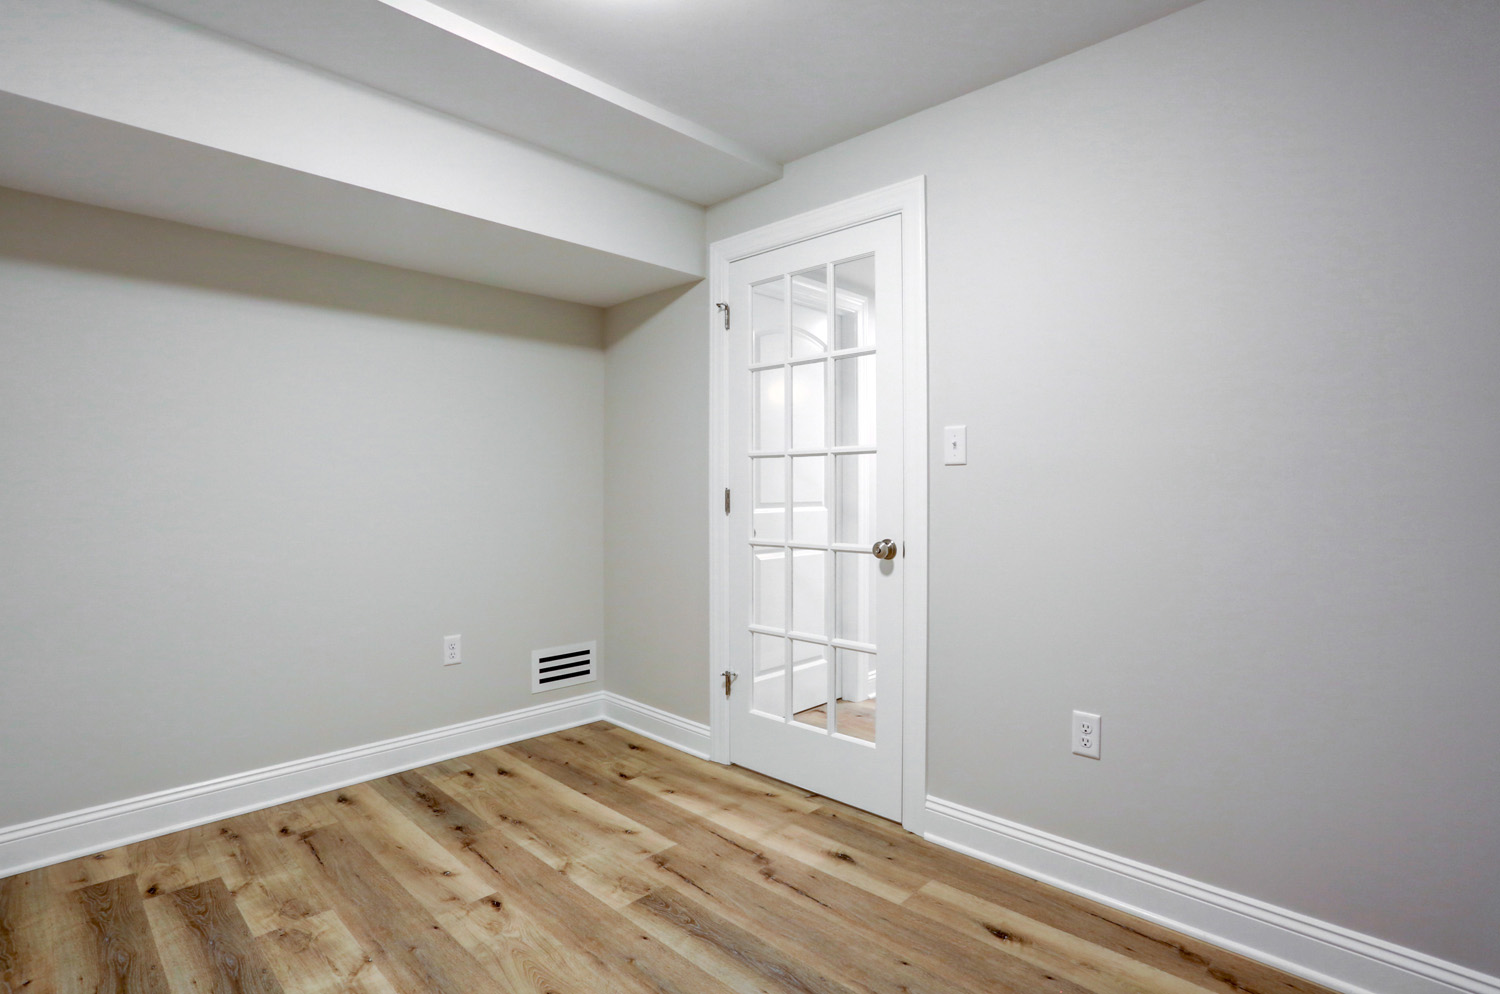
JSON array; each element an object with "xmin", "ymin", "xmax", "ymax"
[{"xmin": 2, "ymin": 1, "xmax": 1497, "ymax": 993}]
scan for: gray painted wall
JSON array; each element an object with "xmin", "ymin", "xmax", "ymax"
[
  {"xmin": 656, "ymin": 0, "xmax": 1495, "ymax": 975},
  {"xmin": 603, "ymin": 282, "xmax": 712, "ymax": 722},
  {"xmin": 0, "ymin": 189, "xmax": 606, "ymax": 826},
  {"xmin": 4, "ymin": 0, "xmax": 1498, "ymax": 979}
]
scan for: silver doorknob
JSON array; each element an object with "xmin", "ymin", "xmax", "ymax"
[{"xmin": 871, "ymin": 539, "xmax": 898, "ymax": 560}]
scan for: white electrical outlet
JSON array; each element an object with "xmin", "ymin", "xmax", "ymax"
[
  {"xmin": 443, "ymin": 634, "xmax": 462, "ymax": 666},
  {"xmin": 1072, "ymin": 710, "xmax": 1101, "ymax": 759}
]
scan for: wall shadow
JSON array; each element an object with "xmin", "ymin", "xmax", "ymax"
[{"xmin": 0, "ymin": 187, "xmax": 608, "ymax": 349}]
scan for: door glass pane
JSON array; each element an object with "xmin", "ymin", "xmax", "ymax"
[
  {"xmin": 735, "ymin": 223, "xmax": 894, "ymax": 766},
  {"xmin": 791, "ymin": 362, "xmax": 825, "ymax": 450},
  {"xmin": 790, "ymin": 267, "xmax": 829, "ymax": 357},
  {"xmin": 833, "ymin": 255, "xmax": 875, "ymax": 350},
  {"xmin": 752, "ymin": 547, "xmax": 786, "ymax": 630},
  {"xmin": 790, "ymin": 639, "xmax": 832, "ymax": 732},
  {"xmin": 834, "ymin": 453, "xmax": 876, "ymax": 545},
  {"xmin": 835, "ymin": 552, "xmax": 874, "ymax": 644},
  {"xmin": 752, "ymin": 457, "xmax": 786, "ymax": 542},
  {"xmin": 751, "ymin": 633, "xmax": 787, "ymax": 718},
  {"xmin": 791, "ymin": 548, "xmax": 827, "ymax": 636},
  {"xmin": 753, "ymin": 367, "xmax": 785, "ymax": 451},
  {"xmin": 791, "ymin": 455, "xmax": 827, "ymax": 544},
  {"xmin": 834, "ymin": 647, "xmax": 876, "ymax": 743},
  {"xmin": 752, "ymin": 277, "xmax": 787, "ymax": 364},
  {"xmin": 833, "ymin": 355, "xmax": 875, "ymax": 447}
]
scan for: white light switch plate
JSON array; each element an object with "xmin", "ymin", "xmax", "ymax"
[{"xmin": 943, "ymin": 425, "xmax": 967, "ymax": 465}]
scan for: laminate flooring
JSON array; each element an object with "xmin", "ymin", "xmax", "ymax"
[{"xmin": 0, "ymin": 722, "xmax": 1337, "ymax": 994}]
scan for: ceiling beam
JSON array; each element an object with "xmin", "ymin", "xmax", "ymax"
[
  {"xmin": 130, "ymin": 0, "xmax": 783, "ymax": 206},
  {"xmin": 0, "ymin": 0, "xmax": 709, "ymax": 305}
]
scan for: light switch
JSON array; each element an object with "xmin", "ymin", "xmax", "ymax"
[{"xmin": 943, "ymin": 425, "xmax": 967, "ymax": 465}]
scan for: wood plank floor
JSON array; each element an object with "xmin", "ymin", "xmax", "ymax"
[
  {"xmin": 793, "ymin": 697, "xmax": 877, "ymax": 741},
  {"xmin": 0, "ymin": 722, "xmax": 1336, "ymax": 994}
]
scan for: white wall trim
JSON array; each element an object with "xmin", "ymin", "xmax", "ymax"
[
  {"xmin": 0, "ymin": 691, "xmax": 716, "ymax": 880},
  {"xmin": 0, "ymin": 691, "xmax": 708, "ymax": 881},
  {"xmin": 601, "ymin": 692, "xmax": 712, "ymax": 759},
  {"xmin": 0, "ymin": 694, "xmax": 605, "ymax": 879},
  {"xmin": 707, "ymin": 176, "xmax": 930, "ymax": 835},
  {"xmin": 925, "ymin": 796, "xmax": 1500, "ymax": 994}
]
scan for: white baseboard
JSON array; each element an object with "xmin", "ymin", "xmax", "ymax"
[
  {"xmin": 0, "ymin": 691, "xmax": 716, "ymax": 881},
  {"xmin": 925, "ymin": 796, "xmax": 1499, "ymax": 994},
  {"xmin": 0, "ymin": 693, "xmax": 609, "ymax": 879},
  {"xmin": 601, "ymin": 692, "xmax": 712, "ymax": 758}
]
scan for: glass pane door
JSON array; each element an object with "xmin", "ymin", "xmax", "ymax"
[
  {"xmin": 745, "ymin": 254, "xmax": 879, "ymax": 744},
  {"xmin": 723, "ymin": 211, "xmax": 904, "ymax": 822}
]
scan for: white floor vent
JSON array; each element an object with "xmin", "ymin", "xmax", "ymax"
[{"xmin": 531, "ymin": 641, "xmax": 597, "ymax": 693}]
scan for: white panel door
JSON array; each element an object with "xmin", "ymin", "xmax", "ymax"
[{"xmin": 723, "ymin": 215, "xmax": 904, "ymax": 819}]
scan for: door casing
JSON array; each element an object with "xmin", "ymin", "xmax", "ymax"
[{"xmin": 707, "ymin": 176, "xmax": 929, "ymax": 834}]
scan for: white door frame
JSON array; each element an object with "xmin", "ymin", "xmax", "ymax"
[{"xmin": 707, "ymin": 176, "xmax": 929, "ymax": 834}]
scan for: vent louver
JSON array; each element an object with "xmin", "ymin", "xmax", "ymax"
[{"xmin": 531, "ymin": 641, "xmax": 597, "ymax": 693}]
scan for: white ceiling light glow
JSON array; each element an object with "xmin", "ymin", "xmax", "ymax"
[{"xmin": 424, "ymin": 0, "xmax": 1204, "ymax": 162}]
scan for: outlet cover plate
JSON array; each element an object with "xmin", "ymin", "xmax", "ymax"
[
  {"xmin": 444, "ymin": 634, "xmax": 462, "ymax": 666},
  {"xmin": 1072, "ymin": 710, "xmax": 1101, "ymax": 759}
]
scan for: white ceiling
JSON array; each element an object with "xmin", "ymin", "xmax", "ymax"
[
  {"xmin": 2, "ymin": 0, "xmax": 1206, "ymax": 305},
  {"xmin": 128, "ymin": 0, "xmax": 782, "ymax": 205},
  {"xmin": 124, "ymin": 0, "xmax": 1204, "ymax": 205},
  {"xmin": 426, "ymin": 0, "xmax": 1204, "ymax": 164},
  {"xmin": 2, "ymin": 0, "xmax": 707, "ymax": 305}
]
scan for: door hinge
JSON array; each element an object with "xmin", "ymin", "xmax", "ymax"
[
  {"xmin": 722, "ymin": 670, "xmax": 737, "ymax": 697},
  {"xmin": 716, "ymin": 302, "xmax": 730, "ymax": 330},
  {"xmin": 724, "ymin": 487, "xmax": 731, "ymax": 514}
]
